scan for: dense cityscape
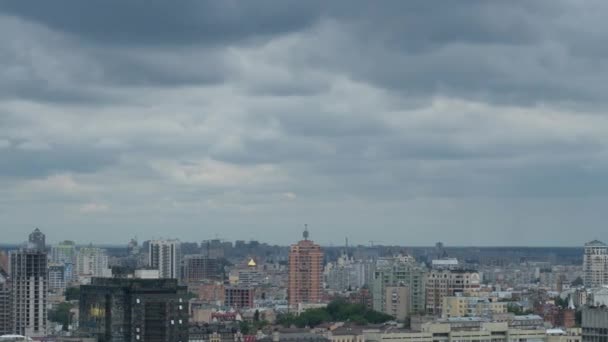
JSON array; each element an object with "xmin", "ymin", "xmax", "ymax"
[{"xmin": 0, "ymin": 228, "xmax": 607, "ymax": 341}]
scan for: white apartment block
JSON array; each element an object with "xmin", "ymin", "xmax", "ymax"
[
  {"xmin": 148, "ymin": 240, "xmax": 181, "ymax": 279},
  {"xmin": 583, "ymin": 240, "xmax": 608, "ymax": 288}
]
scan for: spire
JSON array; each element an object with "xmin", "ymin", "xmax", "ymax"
[
  {"xmin": 303, "ymin": 224, "xmax": 309, "ymax": 240},
  {"xmin": 568, "ymin": 296, "xmax": 575, "ymax": 310}
]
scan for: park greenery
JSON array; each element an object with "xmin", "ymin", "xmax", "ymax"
[
  {"xmin": 276, "ymin": 299, "xmax": 393, "ymax": 328},
  {"xmin": 48, "ymin": 302, "xmax": 74, "ymax": 331},
  {"xmin": 64, "ymin": 287, "xmax": 80, "ymax": 301}
]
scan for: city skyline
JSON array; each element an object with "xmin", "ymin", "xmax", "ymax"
[
  {"xmin": 3, "ymin": 1, "xmax": 608, "ymax": 245},
  {"xmin": 0, "ymin": 227, "xmax": 605, "ymax": 248}
]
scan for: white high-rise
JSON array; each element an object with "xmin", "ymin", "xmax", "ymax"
[
  {"xmin": 148, "ymin": 240, "xmax": 181, "ymax": 279},
  {"xmin": 584, "ymin": 240, "xmax": 608, "ymax": 288},
  {"xmin": 76, "ymin": 246, "xmax": 111, "ymax": 278},
  {"xmin": 51, "ymin": 240, "xmax": 76, "ymax": 264}
]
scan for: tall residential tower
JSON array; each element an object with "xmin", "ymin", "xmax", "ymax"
[
  {"xmin": 149, "ymin": 240, "xmax": 181, "ymax": 279},
  {"xmin": 583, "ymin": 240, "xmax": 608, "ymax": 288},
  {"xmin": 288, "ymin": 227, "xmax": 324, "ymax": 308},
  {"xmin": 10, "ymin": 229, "xmax": 48, "ymax": 337}
]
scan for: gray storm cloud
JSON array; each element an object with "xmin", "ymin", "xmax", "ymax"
[{"xmin": 1, "ymin": 1, "xmax": 607, "ymax": 245}]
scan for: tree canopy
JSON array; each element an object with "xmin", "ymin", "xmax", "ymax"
[
  {"xmin": 277, "ymin": 299, "xmax": 393, "ymax": 328},
  {"xmin": 48, "ymin": 302, "xmax": 74, "ymax": 331}
]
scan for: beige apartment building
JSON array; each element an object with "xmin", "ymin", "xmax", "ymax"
[
  {"xmin": 426, "ymin": 270, "xmax": 481, "ymax": 314},
  {"xmin": 329, "ymin": 322, "xmax": 563, "ymax": 342},
  {"xmin": 384, "ymin": 286, "xmax": 411, "ymax": 321},
  {"xmin": 442, "ymin": 296, "xmax": 507, "ymax": 318}
]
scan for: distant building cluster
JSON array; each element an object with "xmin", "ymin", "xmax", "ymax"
[{"xmin": 1, "ymin": 229, "xmax": 608, "ymax": 342}]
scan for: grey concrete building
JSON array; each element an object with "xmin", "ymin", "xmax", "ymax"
[
  {"xmin": 28, "ymin": 228, "xmax": 46, "ymax": 251},
  {"xmin": 371, "ymin": 255, "xmax": 427, "ymax": 317},
  {"xmin": 10, "ymin": 248, "xmax": 48, "ymax": 337},
  {"xmin": 0, "ymin": 269, "xmax": 11, "ymax": 336},
  {"xmin": 582, "ymin": 306, "xmax": 608, "ymax": 342}
]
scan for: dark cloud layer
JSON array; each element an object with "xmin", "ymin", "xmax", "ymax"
[
  {"xmin": 1, "ymin": 1, "xmax": 608, "ymax": 245},
  {"xmin": 0, "ymin": 0, "xmax": 322, "ymax": 45}
]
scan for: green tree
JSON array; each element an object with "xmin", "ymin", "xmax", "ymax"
[
  {"xmin": 64, "ymin": 287, "xmax": 80, "ymax": 301},
  {"xmin": 239, "ymin": 321, "xmax": 252, "ymax": 334},
  {"xmin": 554, "ymin": 296, "xmax": 568, "ymax": 308},
  {"xmin": 276, "ymin": 299, "xmax": 393, "ymax": 328},
  {"xmin": 48, "ymin": 302, "xmax": 74, "ymax": 331}
]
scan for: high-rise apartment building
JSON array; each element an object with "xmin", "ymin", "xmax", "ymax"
[
  {"xmin": 28, "ymin": 228, "xmax": 46, "ymax": 251},
  {"xmin": 371, "ymin": 255, "xmax": 427, "ymax": 316},
  {"xmin": 48, "ymin": 264, "xmax": 66, "ymax": 293},
  {"xmin": 76, "ymin": 246, "xmax": 111, "ymax": 279},
  {"xmin": 51, "ymin": 241, "xmax": 77, "ymax": 284},
  {"xmin": 181, "ymin": 255, "xmax": 222, "ymax": 284},
  {"xmin": 288, "ymin": 228, "xmax": 323, "ymax": 308},
  {"xmin": 149, "ymin": 240, "xmax": 181, "ymax": 279},
  {"xmin": 51, "ymin": 240, "xmax": 77, "ymax": 264},
  {"xmin": 10, "ymin": 244, "xmax": 48, "ymax": 337},
  {"xmin": 426, "ymin": 269, "xmax": 480, "ymax": 314},
  {"xmin": 0, "ymin": 269, "xmax": 10, "ymax": 336},
  {"xmin": 79, "ymin": 278, "xmax": 189, "ymax": 342},
  {"xmin": 583, "ymin": 240, "xmax": 608, "ymax": 288},
  {"xmin": 325, "ymin": 252, "xmax": 367, "ymax": 291}
]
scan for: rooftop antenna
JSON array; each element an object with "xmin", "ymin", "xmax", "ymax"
[
  {"xmin": 344, "ymin": 237, "xmax": 349, "ymax": 257},
  {"xmin": 303, "ymin": 224, "xmax": 309, "ymax": 241}
]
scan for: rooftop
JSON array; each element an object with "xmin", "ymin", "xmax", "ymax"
[{"xmin": 585, "ymin": 239, "xmax": 607, "ymax": 247}]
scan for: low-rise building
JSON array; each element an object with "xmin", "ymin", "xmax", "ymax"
[
  {"xmin": 343, "ymin": 321, "xmax": 555, "ymax": 342},
  {"xmin": 442, "ymin": 296, "xmax": 507, "ymax": 318},
  {"xmin": 224, "ymin": 287, "xmax": 254, "ymax": 309}
]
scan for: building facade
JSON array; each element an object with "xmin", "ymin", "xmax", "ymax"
[
  {"xmin": 442, "ymin": 296, "xmax": 507, "ymax": 318},
  {"xmin": 48, "ymin": 264, "xmax": 67, "ymax": 293},
  {"xmin": 426, "ymin": 269, "xmax": 480, "ymax": 314},
  {"xmin": 51, "ymin": 240, "xmax": 77, "ymax": 265},
  {"xmin": 79, "ymin": 278, "xmax": 189, "ymax": 342},
  {"xmin": 182, "ymin": 255, "xmax": 222, "ymax": 284},
  {"xmin": 359, "ymin": 322, "xmax": 552, "ymax": 342},
  {"xmin": 0, "ymin": 269, "xmax": 11, "ymax": 336},
  {"xmin": 288, "ymin": 228, "xmax": 324, "ymax": 308},
  {"xmin": 384, "ymin": 286, "xmax": 410, "ymax": 321},
  {"xmin": 236, "ymin": 259, "xmax": 266, "ymax": 288},
  {"xmin": 582, "ymin": 306, "xmax": 608, "ymax": 342},
  {"xmin": 583, "ymin": 240, "xmax": 608, "ymax": 288},
  {"xmin": 149, "ymin": 240, "xmax": 181, "ymax": 279},
  {"xmin": 325, "ymin": 253, "xmax": 367, "ymax": 292},
  {"xmin": 28, "ymin": 228, "xmax": 46, "ymax": 251},
  {"xmin": 371, "ymin": 255, "xmax": 427, "ymax": 316},
  {"xmin": 224, "ymin": 287, "xmax": 254, "ymax": 309},
  {"xmin": 76, "ymin": 246, "xmax": 111, "ymax": 279},
  {"xmin": 10, "ymin": 247, "xmax": 48, "ymax": 337}
]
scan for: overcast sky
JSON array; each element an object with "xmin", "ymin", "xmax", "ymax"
[{"xmin": 1, "ymin": 1, "xmax": 607, "ymax": 246}]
